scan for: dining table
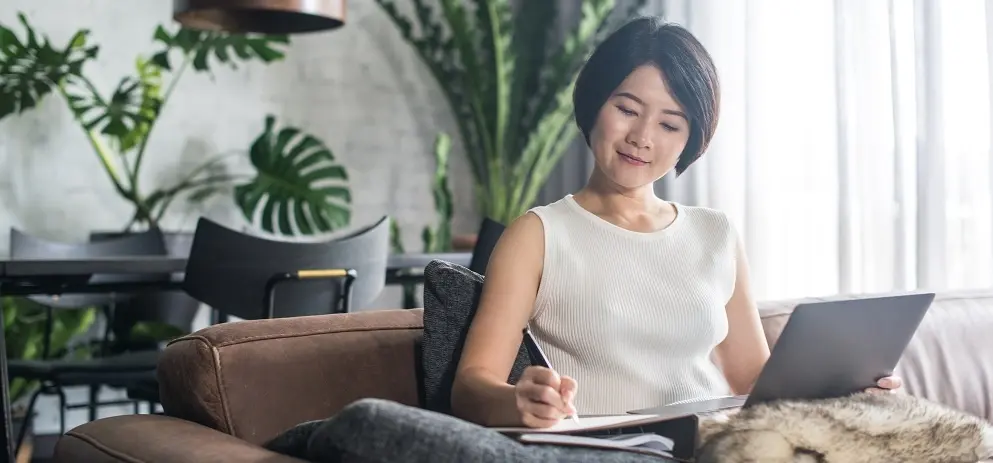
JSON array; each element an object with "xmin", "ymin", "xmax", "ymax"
[{"xmin": 0, "ymin": 251, "xmax": 471, "ymax": 463}]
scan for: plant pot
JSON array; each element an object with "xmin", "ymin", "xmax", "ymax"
[
  {"xmin": 89, "ymin": 230, "xmax": 193, "ymax": 257},
  {"xmin": 451, "ymin": 234, "xmax": 478, "ymax": 252},
  {"xmin": 161, "ymin": 231, "xmax": 194, "ymax": 257}
]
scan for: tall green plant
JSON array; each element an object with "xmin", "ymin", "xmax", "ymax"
[
  {"xmin": 391, "ymin": 131, "xmax": 455, "ymax": 309},
  {"xmin": 374, "ymin": 0, "xmax": 646, "ymax": 224},
  {"xmin": 0, "ymin": 13, "xmax": 351, "ymax": 236},
  {"xmin": 421, "ymin": 132, "xmax": 453, "ymax": 253}
]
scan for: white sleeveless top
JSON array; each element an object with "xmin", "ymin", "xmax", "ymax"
[{"xmin": 527, "ymin": 195, "xmax": 737, "ymax": 415}]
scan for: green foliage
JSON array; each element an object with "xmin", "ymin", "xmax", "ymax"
[
  {"xmin": 2, "ymin": 298, "xmax": 186, "ymax": 407},
  {"xmin": 389, "ymin": 218, "xmax": 407, "ymax": 256},
  {"xmin": 0, "ymin": 13, "xmax": 351, "ymax": 236},
  {"xmin": 374, "ymin": 0, "xmax": 647, "ymax": 224},
  {"xmin": 127, "ymin": 321, "xmax": 187, "ymax": 345},
  {"xmin": 63, "ymin": 57, "xmax": 163, "ymax": 153},
  {"xmin": 0, "ymin": 13, "xmax": 97, "ymax": 117},
  {"xmin": 2, "ymin": 297, "xmax": 96, "ymax": 404},
  {"xmin": 149, "ymin": 25, "xmax": 288, "ymax": 72},
  {"xmin": 389, "ymin": 218, "xmax": 419, "ymax": 309},
  {"xmin": 234, "ymin": 115, "xmax": 352, "ymax": 236},
  {"xmin": 421, "ymin": 132, "xmax": 453, "ymax": 253}
]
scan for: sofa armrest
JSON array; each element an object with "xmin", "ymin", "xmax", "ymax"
[
  {"xmin": 157, "ymin": 309, "xmax": 425, "ymax": 446},
  {"xmin": 53, "ymin": 415, "xmax": 306, "ymax": 463}
]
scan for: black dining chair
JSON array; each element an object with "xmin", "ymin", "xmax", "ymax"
[
  {"xmin": 468, "ymin": 217, "xmax": 506, "ymax": 275},
  {"xmin": 95, "ymin": 257, "xmax": 199, "ymax": 416},
  {"xmin": 10, "ymin": 228, "xmax": 169, "ymax": 309},
  {"xmin": 113, "ymin": 288, "xmax": 201, "ymax": 414},
  {"xmin": 5, "ymin": 228, "xmax": 174, "ymax": 452},
  {"xmin": 123, "ymin": 217, "xmax": 391, "ymax": 408},
  {"xmin": 89, "ymin": 230, "xmax": 199, "ymax": 356},
  {"xmin": 182, "ymin": 215, "xmax": 391, "ymax": 321}
]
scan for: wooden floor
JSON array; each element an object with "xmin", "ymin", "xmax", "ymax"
[{"xmin": 19, "ymin": 433, "xmax": 58, "ymax": 463}]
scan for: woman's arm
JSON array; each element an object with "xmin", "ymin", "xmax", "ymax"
[
  {"xmin": 450, "ymin": 212, "xmax": 547, "ymax": 426},
  {"xmin": 714, "ymin": 236, "xmax": 906, "ymax": 396},
  {"xmin": 714, "ymin": 234, "xmax": 771, "ymax": 395}
]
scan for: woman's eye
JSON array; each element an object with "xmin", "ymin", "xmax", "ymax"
[
  {"xmin": 661, "ymin": 123, "xmax": 679, "ymax": 132},
  {"xmin": 616, "ymin": 105, "xmax": 637, "ymax": 116}
]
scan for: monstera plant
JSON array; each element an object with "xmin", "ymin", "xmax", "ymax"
[
  {"xmin": 0, "ymin": 13, "xmax": 351, "ymax": 235},
  {"xmin": 374, "ymin": 0, "xmax": 646, "ymax": 224}
]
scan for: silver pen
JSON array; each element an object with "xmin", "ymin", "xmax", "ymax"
[{"xmin": 522, "ymin": 327, "xmax": 581, "ymax": 424}]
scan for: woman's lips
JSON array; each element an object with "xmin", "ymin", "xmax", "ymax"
[{"xmin": 618, "ymin": 151, "xmax": 649, "ymax": 166}]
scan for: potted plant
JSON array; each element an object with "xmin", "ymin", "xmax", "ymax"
[
  {"xmin": 0, "ymin": 13, "xmax": 352, "ymax": 237},
  {"xmin": 374, "ymin": 0, "xmax": 647, "ymax": 233}
]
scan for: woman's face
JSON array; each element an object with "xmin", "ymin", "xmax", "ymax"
[{"xmin": 588, "ymin": 64, "xmax": 691, "ymax": 190}]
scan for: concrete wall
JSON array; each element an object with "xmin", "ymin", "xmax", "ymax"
[{"xmin": 0, "ymin": 0, "xmax": 478, "ymax": 436}]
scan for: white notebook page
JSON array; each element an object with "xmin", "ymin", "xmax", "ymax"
[{"xmin": 489, "ymin": 414, "xmax": 661, "ymax": 434}]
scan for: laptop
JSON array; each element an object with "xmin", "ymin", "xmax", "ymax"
[{"xmin": 628, "ymin": 292, "xmax": 936, "ymax": 416}]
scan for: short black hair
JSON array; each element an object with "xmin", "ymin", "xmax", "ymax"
[{"xmin": 573, "ymin": 17, "xmax": 720, "ymax": 175}]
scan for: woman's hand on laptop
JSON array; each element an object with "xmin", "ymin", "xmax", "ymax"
[
  {"xmin": 865, "ymin": 375, "xmax": 903, "ymax": 394},
  {"xmin": 514, "ymin": 366, "xmax": 578, "ymax": 428}
]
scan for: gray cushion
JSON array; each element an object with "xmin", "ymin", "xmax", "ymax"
[{"xmin": 421, "ymin": 260, "xmax": 531, "ymax": 414}]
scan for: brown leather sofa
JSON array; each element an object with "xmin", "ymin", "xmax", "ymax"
[{"xmin": 52, "ymin": 290, "xmax": 993, "ymax": 462}]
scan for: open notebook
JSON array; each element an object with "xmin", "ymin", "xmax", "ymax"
[
  {"xmin": 489, "ymin": 395, "xmax": 746, "ymax": 435},
  {"xmin": 490, "ymin": 415, "xmax": 678, "ymax": 458},
  {"xmin": 488, "ymin": 397, "xmax": 747, "ymax": 459},
  {"xmin": 518, "ymin": 432, "xmax": 674, "ymax": 458},
  {"xmin": 489, "ymin": 414, "xmax": 669, "ymax": 434}
]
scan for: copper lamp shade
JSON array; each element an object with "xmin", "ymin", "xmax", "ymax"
[{"xmin": 173, "ymin": 0, "xmax": 346, "ymax": 34}]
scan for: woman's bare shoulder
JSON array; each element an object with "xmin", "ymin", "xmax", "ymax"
[
  {"xmin": 488, "ymin": 211, "xmax": 546, "ymax": 257},
  {"xmin": 478, "ymin": 212, "xmax": 546, "ymax": 302},
  {"xmin": 509, "ymin": 211, "xmax": 546, "ymax": 242}
]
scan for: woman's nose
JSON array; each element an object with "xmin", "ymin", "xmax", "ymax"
[{"xmin": 625, "ymin": 124, "xmax": 652, "ymax": 149}]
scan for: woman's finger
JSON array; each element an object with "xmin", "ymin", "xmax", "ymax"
[
  {"xmin": 864, "ymin": 387, "xmax": 895, "ymax": 394},
  {"xmin": 524, "ymin": 402, "xmax": 567, "ymax": 421},
  {"xmin": 877, "ymin": 376, "xmax": 902, "ymax": 390},
  {"xmin": 525, "ymin": 367, "xmax": 562, "ymax": 389},
  {"xmin": 559, "ymin": 376, "xmax": 578, "ymax": 414},
  {"xmin": 559, "ymin": 376, "xmax": 578, "ymax": 398},
  {"xmin": 521, "ymin": 412, "xmax": 562, "ymax": 429},
  {"xmin": 522, "ymin": 383, "xmax": 567, "ymax": 409}
]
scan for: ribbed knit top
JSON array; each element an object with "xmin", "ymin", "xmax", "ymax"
[{"xmin": 526, "ymin": 195, "xmax": 737, "ymax": 415}]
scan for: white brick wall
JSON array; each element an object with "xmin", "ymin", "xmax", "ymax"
[{"xmin": 0, "ymin": 0, "xmax": 478, "ymax": 436}]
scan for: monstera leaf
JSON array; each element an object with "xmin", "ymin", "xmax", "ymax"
[
  {"xmin": 121, "ymin": 56, "xmax": 164, "ymax": 151},
  {"xmin": 149, "ymin": 25, "xmax": 289, "ymax": 72},
  {"xmin": 0, "ymin": 13, "xmax": 98, "ymax": 120},
  {"xmin": 64, "ymin": 57, "xmax": 162, "ymax": 152},
  {"xmin": 234, "ymin": 115, "xmax": 351, "ymax": 236}
]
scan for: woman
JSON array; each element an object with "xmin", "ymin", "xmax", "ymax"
[
  {"xmin": 267, "ymin": 17, "xmax": 903, "ymax": 463},
  {"xmin": 450, "ymin": 16, "xmax": 902, "ymax": 429}
]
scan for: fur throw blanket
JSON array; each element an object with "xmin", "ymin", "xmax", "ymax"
[{"xmin": 695, "ymin": 392, "xmax": 993, "ymax": 463}]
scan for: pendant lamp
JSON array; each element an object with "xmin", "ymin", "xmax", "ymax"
[{"xmin": 173, "ymin": 0, "xmax": 346, "ymax": 34}]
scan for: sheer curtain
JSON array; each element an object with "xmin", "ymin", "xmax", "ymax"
[{"xmin": 652, "ymin": 0, "xmax": 993, "ymax": 300}]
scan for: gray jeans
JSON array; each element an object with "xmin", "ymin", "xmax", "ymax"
[{"xmin": 264, "ymin": 398, "xmax": 674, "ymax": 463}]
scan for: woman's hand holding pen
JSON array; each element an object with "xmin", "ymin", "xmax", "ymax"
[{"xmin": 514, "ymin": 366, "xmax": 578, "ymax": 428}]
